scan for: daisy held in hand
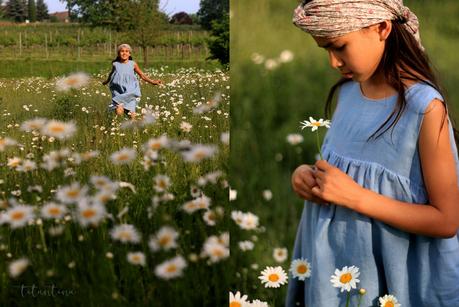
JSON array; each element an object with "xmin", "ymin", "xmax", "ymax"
[{"xmin": 300, "ymin": 117, "xmax": 331, "ymax": 159}]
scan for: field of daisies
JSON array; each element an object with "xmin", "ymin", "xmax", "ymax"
[{"xmin": 0, "ymin": 66, "xmax": 230, "ymax": 306}]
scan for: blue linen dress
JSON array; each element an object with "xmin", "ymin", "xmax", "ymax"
[
  {"xmin": 108, "ymin": 60, "xmax": 141, "ymax": 113},
  {"xmin": 286, "ymin": 81, "xmax": 459, "ymax": 306}
]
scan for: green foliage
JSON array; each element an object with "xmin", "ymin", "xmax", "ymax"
[
  {"xmin": 35, "ymin": 0, "xmax": 47, "ymax": 21},
  {"xmin": 5, "ymin": 0, "xmax": 27, "ymax": 22},
  {"xmin": 197, "ymin": 0, "xmax": 229, "ymax": 30},
  {"xmin": 27, "ymin": 0, "xmax": 36, "ymax": 22},
  {"xmin": 207, "ymin": 14, "xmax": 229, "ymax": 66}
]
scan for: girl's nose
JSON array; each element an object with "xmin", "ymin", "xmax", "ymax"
[{"xmin": 328, "ymin": 51, "xmax": 344, "ymax": 69}]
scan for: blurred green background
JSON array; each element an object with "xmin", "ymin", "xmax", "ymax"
[{"xmin": 230, "ymin": 0, "xmax": 459, "ymax": 304}]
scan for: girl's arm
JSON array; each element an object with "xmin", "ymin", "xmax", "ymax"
[
  {"xmin": 311, "ymin": 99, "xmax": 459, "ymax": 238},
  {"xmin": 102, "ymin": 66, "xmax": 115, "ymax": 85},
  {"xmin": 133, "ymin": 62, "xmax": 162, "ymax": 85}
]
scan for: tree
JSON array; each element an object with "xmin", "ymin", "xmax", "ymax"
[
  {"xmin": 5, "ymin": 0, "xmax": 27, "ymax": 22},
  {"xmin": 197, "ymin": 0, "xmax": 228, "ymax": 30},
  {"xmin": 124, "ymin": 0, "xmax": 167, "ymax": 65},
  {"xmin": 206, "ymin": 13, "xmax": 229, "ymax": 66},
  {"xmin": 28, "ymin": 0, "xmax": 36, "ymax": 22},
  {"xmin": 36, "ymin": 0, "xmax": 48, "ymax": 21}
]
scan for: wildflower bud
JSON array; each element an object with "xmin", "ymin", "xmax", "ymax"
[{"xmin": 359, "ymin": 288, "xmax": 367, "ymax": 295}]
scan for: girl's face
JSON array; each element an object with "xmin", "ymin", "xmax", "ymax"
[
  {"xmin": 312, "ymin": 22, "xmax": 390, "ymax": 83},
  {"xmin": 119, "ymin": 47, "xmax": 131, "ymax": 61}
]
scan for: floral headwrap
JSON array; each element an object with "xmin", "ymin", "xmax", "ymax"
[{"xmin": 293, "ymin": 0, "xmax": 423, "ymax": 50}]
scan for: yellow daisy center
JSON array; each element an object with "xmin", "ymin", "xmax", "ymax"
[
  {"xmin": 159, "ymin": 236, "xmax": 171, "ymax": 246},
  {"xmin": 297, "ymin": 264, "xmax": 308, "ymax": 274},
  {"xmin": 67, "ymin": 190, "xmax": 79, "ymax": 198},
  {"xmin": 82, "ymin": 209, "xmax": 96, "ymax": 219},
  {"xmin": 384, "ymin": 302, "xmax": 394, "ymax": 307},
  {"xmin": 212, "ymin": 249, "xmax": 224, "ymax": 257},
  {"xmin": 119, "ymin": 231, "xmax": 132, "ymax": 240},
  {"xmin": 311, "ymin": 122, "xmax": 322, "ymax": 127},
  {"xmin": 150, "ymin": 143, "xmax": 161, "ymax": 150},
  {"xmin": 48, "ymin": 207, "xmax": 62, "ymax": 216},
  {"xmin": 131, "ymin": 255, "xmax": 141, "ymax": 262},
  {"xmin": 166, "ymin": 264, "xmax": 177, "ymax": 273},
  {"xmin": 340, "ymin": 273, "xmax": 352, "ymax": 284},
  {"xmin": 65, "ymin": 78, "xmax": 78, "ymax": 86},
  {"xmin": 194, "ymin": 151, "xmax": 206, "ymax": 160},
  {"xmin": 268, "ymin": 273, "xmax": 279, "ymax": 282},
  {"xmin": 11, "ymin": 211, "xmax": 25, "ymax": 220},
  {"xmin": 50, "ymin": 125, "xmax": 65, "ymax": 133},
  {"xmin": 117, "ymin": 154, "xmax": 129, "ymax": 161},
  {"xmin": 230, "ymin": 302, "xmax": 241, "ymax": 307},
  {"xmin": 158, "ymin": 180, "xmax": 167, "ymax": 188}
]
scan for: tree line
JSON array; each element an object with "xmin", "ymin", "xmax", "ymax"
[{"xmin": 0, "ymin": 0, "xmax": 49, "ymax": 22}]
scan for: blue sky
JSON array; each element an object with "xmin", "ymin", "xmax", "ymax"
[{"xmin": 45, "ymin": 0, "xmax": 200, "ymax": 15}]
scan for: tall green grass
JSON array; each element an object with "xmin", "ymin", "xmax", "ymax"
[{"xmin": 230, "ymin": 0, "xmax": 459, "ymax": 304}]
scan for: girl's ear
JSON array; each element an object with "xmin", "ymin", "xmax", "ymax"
[{"xmin": 378, "ymin": 20, "xmax": 392, "ymax": 41}]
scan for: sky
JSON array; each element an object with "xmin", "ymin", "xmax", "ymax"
[{"xmin": 45, "ymin": 0, "xmax": 200, "ymax": 15}]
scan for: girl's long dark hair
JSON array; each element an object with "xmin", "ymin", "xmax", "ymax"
[{"xmin": 324, "ymin": 21, "xmax": 459, "ymax": 149}]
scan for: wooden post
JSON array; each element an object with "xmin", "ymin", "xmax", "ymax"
[
  {"xmin": 77, "ymin": 28, "xmax": 81, "ymax": 60},
  {"xmin": 45, "ymin": 33, "xmax": 49, "ymax": 59}
]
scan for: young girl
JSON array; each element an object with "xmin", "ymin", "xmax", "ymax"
[
  {"xmin": 102, "ymin": 44, "xmax": 162, "ymax": 118},
  {"xmin": 287, "ymin": 1, "xmax": 459, "ymax": 306}
]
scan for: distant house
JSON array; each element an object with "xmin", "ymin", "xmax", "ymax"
[
  {"xmin": 170, "ymin": 12, "xmax": 192, "ymax": 25},
  {"xmin": 49, "ymin": 11, "xmax": 70, "ymax": 23}
]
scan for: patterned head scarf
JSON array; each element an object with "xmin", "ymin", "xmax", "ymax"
[
  {"xmin": 117, "ymin": 43, "xmax": 132, "ymax": 54},
  {"xmin": 293, "ymin": 0, "xmax": 423, "ymax": 51}
]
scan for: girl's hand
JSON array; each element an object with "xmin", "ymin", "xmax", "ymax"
[
  {"xmin": 102, "ymin": 80, "xmax": 108, "ymax": 86},
  {"xmin": 311, "ymin": 160, "xmax": 363, "ymax": 208},
  {"xmin": 153, "ymin": 79, "xmax": 163, "ymax": 85},
  {"xmin": 291, "ymin": 164, "xmax": 327, "ymax": 204}
]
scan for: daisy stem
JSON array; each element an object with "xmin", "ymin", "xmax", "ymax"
[
  {"xmin": 315, "ymin": 130, "xmax": 323, "ymax": 160},
  {"xmin": 357, "ymin": 294, "xmax": 363, "ymax": 307},
  {"xmin": 345, "ymin": 292, "xmax": 350, "ymax": 307},
  {"xmin": 38, "ymin": 223, "xmax": 48, "ymax": 253}
]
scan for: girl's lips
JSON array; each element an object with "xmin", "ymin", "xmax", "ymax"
[{"xmin": 341, "ymin": 72, "xmax": 353, "ymax": 78}]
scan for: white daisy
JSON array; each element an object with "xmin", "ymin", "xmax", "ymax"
[
  {"xmin": 16, "ymin": 159, "xmax": 37, "ymax": 172},
  {"xmin": 20, "ymin": 118, "xmax": 47, "ymax": 132},
  {"xmin": 300, "ymin": 117, "xmax": 331, "ymax": 132},
  {"xmin": 76, "ymin": 200, "xmax": 106, "ymax": 227},
  {"xmin": 379, "ymin": 294, "xmax": 401, "ymax": 307},
  {"xmin": 179, "ymin": 121, "xmax": 193, "ymax": 132},
  {"xmin": 153, "ymin": 174, "xmax": 171, "ymax": 193},
  {"xmin": 286, "ymin": 133, "xmax": 304, "ymax": 145},
  {"xmin": 203, "ymin": 240, "xmax": 230, "ymax": 263},
  {"xmin": 110, "ymin": 148, "xmax": 137, "ymax": 165},
  {"xmin": 143, "ymin": 135, "xmax": 169, "ymax": 151},
  {"xmin": 250, "ymin": 299, "xmax": 269, "ymax": 307},
  {"xmin": 203, "ymin": 210, "xmax": 218, "ymax": 226},
  {"xmin": 56, "ymin": 72, "xmax": 90, "ymax": 91},
  {"xmin": 8, "ymin": 258, "xmax": 30, "ymax": 278},
  {"xmin": 56, "ymin": 182, "xmax": 88, "ymax": 204},
  {"xmin": 289, "ymin": 258, "xmax": 312, "ymax": 280},
  {"xmin": 127, "ymin": 252, "xmax": 146, "ymax": 266},
  {"xmin": 278, "ymin": 50, "xmax": 294, "ymax": 63},
  {"xmin": 239, "ymin": 212, "xmax": 259, "ymax": 230},
  {"xmin": 229, "ymin": 291, "xmax": 249, "ymax": 307},
  {"xmin": 238, "ymin": 240, "xmax": 254, "ymax": 251},
  {"xmin": 262, "ymin": 189, "xmax": 273, "ymax": 201},
  {"xmin": 7, "ymin": 157, "xmax": 22, "ymax": 169},
  {"xmin": 273, "ymin": 247, "xmax": 288, "ymax": 263},
  {"xmin": 5, "ymin": 205, "xmax": 35, "ymax": 229},
  {"xmin": 182, "ymin": 144, "xmax": 217, "ymax": 162},
  {"xmin": 258, "ymin": 266, "xmax": 288, "ymax": 288},
  {"xmin": 41, "ymin": 202, "xmax": 67, "ymax": 220},
  {"xmin": 148, "ymin": 226, "xmax": 178, "ymax": 251},
  {"xmin": 41, "ymin": 120, "xmax": 77, "ymax": 139},
  {"xmin": 89, "ymin": 175, "xmax": 116, "ymax": 192},
  {"xmin": 220, "ymin": 132, "xmax": 230, "ymax": 145},
  {"xmin": 330, "ymin": 265, "xmax": 361, "ymax": 292},
  {"xmin": 154, "ymin": 256, "xmax": 187, "ymax": 280},
  {"xmin": 0, "ymin": 137, "xmax": 17, "ymax": 151},
  {"xmin": 110, "ymin": 224, "xmax": 141, "ymax": 244}
]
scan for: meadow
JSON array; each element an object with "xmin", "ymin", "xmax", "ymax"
[
  {"xmin": 0, "ymin": 64, "xmax": 230, "ymax": 306},
  {"xmin": 230, "ymin": 0, "xmax": 459, "ymax": 305}
]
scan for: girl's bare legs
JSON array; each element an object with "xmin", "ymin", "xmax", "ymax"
[{"xmin": 116, "ymin": 104, "xmax": 124, "ymax": 116}]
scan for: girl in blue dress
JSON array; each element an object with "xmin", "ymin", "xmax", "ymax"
[
  {"xmin": 102, "ymin": 43, "xmax": 162, "ymax": 118},
  {"xmin": 287, "ymin": 0, "xmax": 459, "ymax": 306}
]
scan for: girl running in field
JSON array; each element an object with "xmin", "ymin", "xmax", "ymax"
[
  {"xmin": 102, "ymin": 43, "xmax": 162, "ymax": 118},
  {"xmin": 287, "ymin": 0, "xmax": 459, "ymax": 306}
]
